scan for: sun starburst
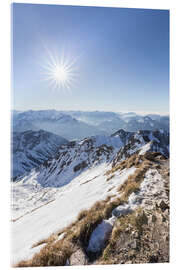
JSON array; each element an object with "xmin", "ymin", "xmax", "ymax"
[{"xmin": 40, "ymin": 46, "xmax": 78, "ymax": 91}]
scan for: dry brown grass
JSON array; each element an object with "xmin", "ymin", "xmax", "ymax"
[
  {"xmin": 76, "ymin": 209, "xmax": 88, "ymax": 221},
  {"xmin": 126, "ymin": 154, "xmax": 142, "ymax": 168},
  {"xmin": 18, "ymin": 236, "xmax": 75, "ymax": 267},
  {"xmin": 106, "ymin": 153, "xmax": 146, "ymax": 177},
  {"xmin": 116, "ymin": 159, "xmax": 151, "ymax": 201},
  {"xmin": 16, "ymin": 200, "xmax": 108, "ymax": 267},
  {"xmin": 16, "ymin": 195, "xmax": 126, "ymax": 267},
  {"xmin": 31, "ymin": 233, "xmax": 58, "ymax": 248},
  {"xmin": 103, "ymin": 197, "xmax": 126, "ymax": 219},
  {"xmin": 121, "ymin": 181, "xmax": 140, "ymax": 201}
]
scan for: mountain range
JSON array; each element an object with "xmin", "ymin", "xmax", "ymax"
[{"xmin": 12, "ymin": 110, "xmax": 169, "ymax": 140}]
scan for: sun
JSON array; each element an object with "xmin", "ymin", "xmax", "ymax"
[
  {"xmin": 40, "ymin": 46, "xmax": 78, "ymax": 90},
  {"xmin": 53, "ymin": 65, "xmax": 68, "ymax": 83},
  {"xmin": 52, "ymin": 66, "xmax": 68, "ymax": 84}
]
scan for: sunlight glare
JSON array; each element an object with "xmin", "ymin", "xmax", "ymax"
[{"xmin": 40, "ymin": 46, "xmax": 79, "ymax": 91}]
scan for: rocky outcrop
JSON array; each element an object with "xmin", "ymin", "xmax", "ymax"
[{"xmin": 68, "ymin": 248, "xmax": 88, "ymax": 265}]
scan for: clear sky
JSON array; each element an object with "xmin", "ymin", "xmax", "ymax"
[{"xmin": 12, "ymin": 3, "xmax": 169, "ymax": 115}]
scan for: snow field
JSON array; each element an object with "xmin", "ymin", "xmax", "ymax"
[{"xmin": 11, "ymin": 164, "xmax": 136, "ymax": 265}]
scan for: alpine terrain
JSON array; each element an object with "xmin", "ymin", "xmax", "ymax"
[
  {"xmin": 12, "ymin": 130, "xmax": 68, "ymax": 179},
  {"xmin": 11, "ymin": 127, "xmax": 169, "ymax": 266}
]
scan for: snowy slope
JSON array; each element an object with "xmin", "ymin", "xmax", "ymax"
[
  {"xmin": 14, "ymin": 133, "xmax": 126, "ymax": 188},
  {"xmin": 12, "ymin": 130, "xmax": 68, "ymax": 179},
  {"xmin": 11, "ymin": 164, "xmax": 136, "ymax": 265},
  {"xmin": 13, "ymin": 129, "xmax": 169, "ymax": 187}
]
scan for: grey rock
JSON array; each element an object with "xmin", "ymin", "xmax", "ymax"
[{"xmin": 69, "ymin": 249, "xmax": 88, "ymax": 265}]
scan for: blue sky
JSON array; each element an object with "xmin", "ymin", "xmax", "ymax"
[{"xmin": 12, "ymin": 3, "xmax": 169, "ymax": 114}]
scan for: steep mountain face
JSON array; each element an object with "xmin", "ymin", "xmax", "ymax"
[
  {"xmin": 111, "ymin": 129, "xmax": 133, "ymax": 144},
  {"xmin": 14, "ymin": 129, "xmax": 169, "ymax": 188},
  {"xmin": 12, "ymin": 130, "xmax": 68, "ymax": 179},
  {"xmin": 22, "ymin": 135, "xmax": 123, "ymax": 188},
  {"xmin": 12, "ymin": 110, "xmax": 106, "ymax": 140}
]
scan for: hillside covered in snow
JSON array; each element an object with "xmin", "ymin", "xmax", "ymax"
[
  {"xmin": 12, "ymin": 130, "xmax": 68, "ymax": 179},
  {"xmin": 11, "ymin": 127, "xmax": 169, "ymax": 266}
]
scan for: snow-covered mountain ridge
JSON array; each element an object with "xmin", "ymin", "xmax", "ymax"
[
  {"xmin": 12, "ymin": 130, "xmax": 68, "ymax": 179},
  {"xmin": 112, "ymin": 129, "xmax": 169, "ymax": 165},
  {"xmin": 14, "ymin": 129, "xmax": 169, "ymax": 188}
]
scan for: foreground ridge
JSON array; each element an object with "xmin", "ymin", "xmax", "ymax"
[{"xmin": 15, "ymin": 152, "xmax": 169, "ymax": 267}]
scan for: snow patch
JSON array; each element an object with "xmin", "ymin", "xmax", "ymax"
[
  {"xmin": 87, "ymin": 217, "xmax": 116, "ymax": 252},
  {"xmin": 139, "ymin": 142, "xmax": 151, "ymax": 155},
  {"xmin": 112, "ymin": 204, "xmax": 132, "ymax": 217}
]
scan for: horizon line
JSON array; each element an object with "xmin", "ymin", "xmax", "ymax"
[{"xmin": 12, "ymin": 108, "xmax": 169, "ymax": 116}]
